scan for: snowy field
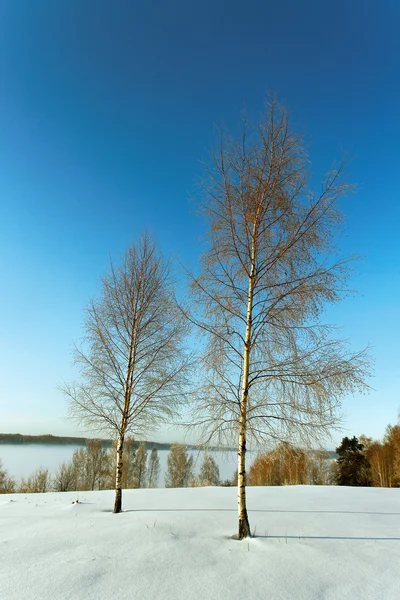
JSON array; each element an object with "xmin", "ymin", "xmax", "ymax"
[{"xmin": 0, "ymin": 486, "xmax": 399, "ymax": 600}]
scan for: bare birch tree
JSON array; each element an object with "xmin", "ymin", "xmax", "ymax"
[
  {"xmin": 187, "ymin": 98, "xmax": 371, "ymax": 538},
  {"xmin": 62, "ymin": 233, "xmax": 190, "ymax": 512}
]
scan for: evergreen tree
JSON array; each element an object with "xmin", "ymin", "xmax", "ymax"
[
  {"xmin": 336, "ymin": 436, "xmax": 371, "ymax": 486},
  {"xmin": 147, "ymin": 448, "xmax": 160, "ymax": 488},
  {"xmin": 165, "ymin": 444, "xmax": 194, "ymax": 488}
]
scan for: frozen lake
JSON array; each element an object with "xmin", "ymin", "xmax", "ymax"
[{"xmin": 0, "ymin": 444, "xmax": 247, "ymax": 486}]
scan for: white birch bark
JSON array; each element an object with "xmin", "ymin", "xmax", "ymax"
[
  {"xmin": 237, "ymin": 240, "xmax": 256, "ymax": 539},
  {"xmin": 114, "ymin": 434, "xmax": 124, "ymax": 513}
]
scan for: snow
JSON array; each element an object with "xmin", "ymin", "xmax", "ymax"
[{"xmin": 0, "ymin": 486, "xmax": 399, "ymax": 599}]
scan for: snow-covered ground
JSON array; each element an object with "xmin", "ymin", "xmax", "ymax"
[{"xmin": 0, "ymin": 486, "xmax": 399, "ymax": 599}]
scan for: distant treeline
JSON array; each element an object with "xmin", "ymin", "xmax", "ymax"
[
  {"xmin": 0, "ymin": 433, "xmax": 235, "ymax": 452},
  {"xmin": 0, "ymin": 433, "xmax": 172, "ymax": 451},
  {"xmin": 0, "ymin": 441, "xmax": 225, "ymax": 493},
  {"xmin": 0, "ymin": 437, "xmax": 338, "ymax": 495}
]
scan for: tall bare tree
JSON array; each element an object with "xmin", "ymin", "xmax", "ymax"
[
  {"xmin": 62, "ymin": 233, "xmax": 190, "ymax": 512},
  {"xmin": 187, "ymin": 98, "xmax": 371, "ymax": 538}
]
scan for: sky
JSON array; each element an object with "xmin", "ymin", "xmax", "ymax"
[{"xmin": 0, "ymin": 0, "xmax": 399, "ymax": 448}]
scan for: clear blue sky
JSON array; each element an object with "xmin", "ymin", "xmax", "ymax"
[{"xmin": 0, "ymin": 0, "xmax": 398, "ymax": 447}]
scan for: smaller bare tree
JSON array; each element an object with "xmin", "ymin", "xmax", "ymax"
[
  {"xmin": 148, "ymin": 447, "xmax": 160, "ymax": 488},
  {"xmin": 19, "ymin": 467, "xmax": 51, "ymax": 493},
  {"xmin": 198, "ymin": 454, "xmax": 220, "ymax": 486},
  {"xmin": 84, "ymin": 440, "xmax": 109, "ymax": 491},
  {"xmin": 53, "ymin": 461, "xmax": 77, "ymax": 492},
  {"xmin": 62, "ymin": 233, "xmax": 190, "ymax": 512},
  {"xmin": 165, "ymin": 444, "xmax": 194, "ymax": 488},
  {"xmin": 131, "ymin": 443, "xmax": 147, "ymax": 488},
  {"xmin": 0, "ymin": 460, "xmax": 15, "ymax": 494},
  {"xmin": 122, "ymin": 437, "xmax": 137, "ymax": 489},
  {"xmin": 307, "ymin": 449, "xmax": 332, "ymax": 485}
]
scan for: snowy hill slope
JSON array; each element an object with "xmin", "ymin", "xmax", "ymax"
[{"xmin": 0, "ymin": 486, "xmax": 399, "ymax": 600}]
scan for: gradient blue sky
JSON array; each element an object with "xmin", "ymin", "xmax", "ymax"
[{"xmin": 0, "ymin": 0, "xmax": 398, "ymax": 447}]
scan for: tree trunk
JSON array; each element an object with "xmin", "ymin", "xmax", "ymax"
[
  {"xmin": 237, "ymin": 238, "xmax": 256, "ymax": 540},
  {"xmin": 238, "ymin": 412, "xmax": 250, "ymax": 539},
  {"xmin": 113, "ymin": 434, "xmax": 125, "ymax": 513}
]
